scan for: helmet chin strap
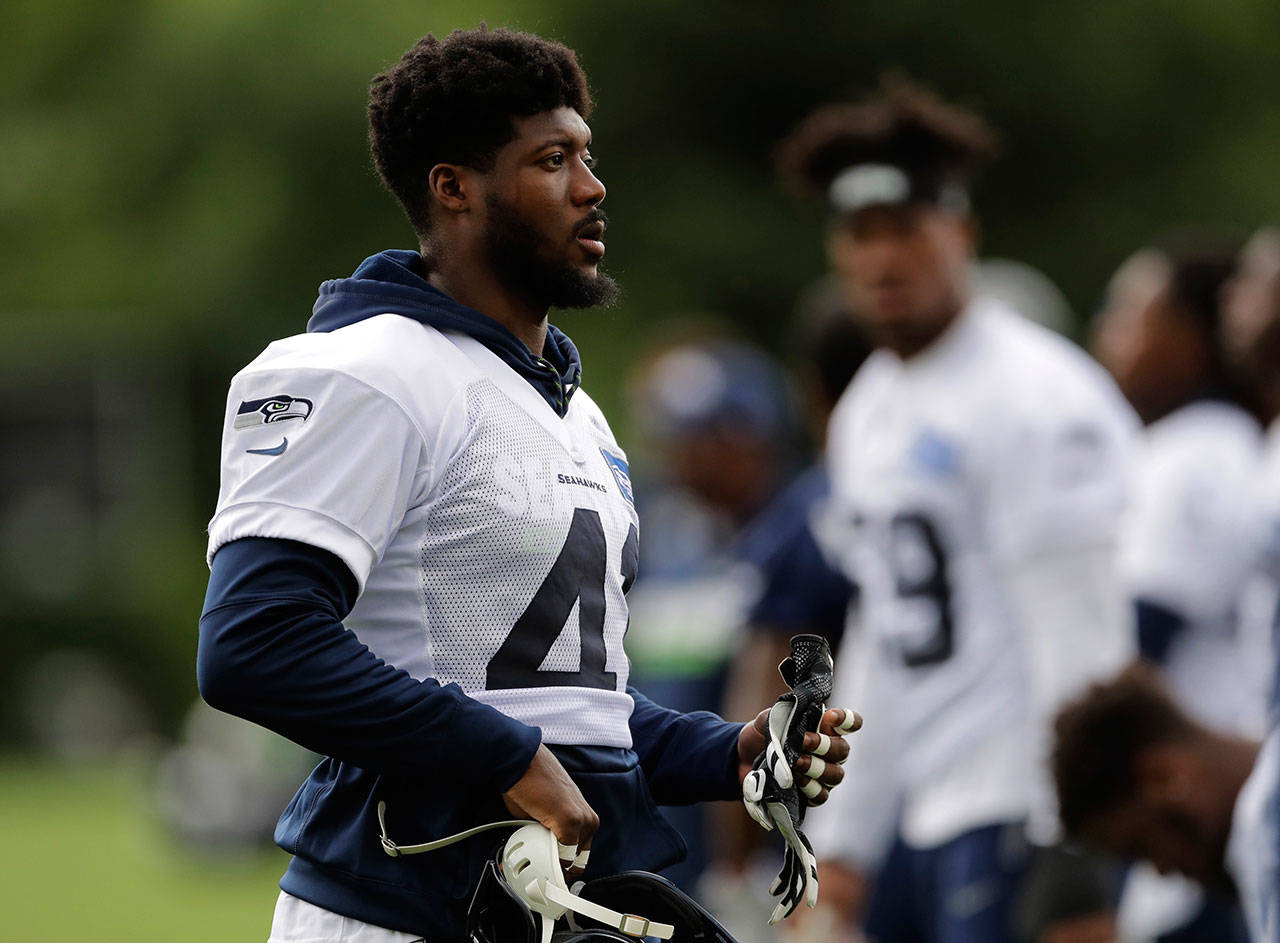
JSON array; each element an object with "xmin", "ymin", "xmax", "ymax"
[
  {"xmin": 546, "ymin": 882, "xmax": 674, "ymax": 941},
  {"xmin": 377, "ymin": 805, "xmax": 675, "ymax": 941}
]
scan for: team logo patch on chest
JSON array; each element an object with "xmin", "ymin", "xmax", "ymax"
[
  {"xmin": 234, "ymin": 394, "xmax": 314, "ymax": 429},
  {"xmin": 599, "ymin": 448, "xmax": 634, "ymax": 505}
]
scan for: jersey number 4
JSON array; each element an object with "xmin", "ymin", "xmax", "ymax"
[{"xmin": 486, "ymin": 508, "xmax": 638, "ymax": 690}]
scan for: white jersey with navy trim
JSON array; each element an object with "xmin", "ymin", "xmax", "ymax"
[
  {"xmin": 812, "ymin": 298, "xmax": 1137, "ymax": 858},
  {"xmin": 208, "ymin": 314, "xmax": 640, "ymax": 748},
  {"xmin": 1120, "ymin": 400, "xmax": 1265, "ymax": 732}
]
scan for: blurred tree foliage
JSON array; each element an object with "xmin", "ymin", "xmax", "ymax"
[{"xmin": 2, "ymin": 0, "xmax": 1278, "ymax": 734}]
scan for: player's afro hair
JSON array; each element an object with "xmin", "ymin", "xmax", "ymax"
[
  {"xmin": 368, "ymin": 26, "xmax": 593, "ymax": 234},
  {"xmin": 776, "ymin": 74, "xmax": 999, "ymax": 201},
  {"xmin": 1051, "ymin": 664, "xmax": 1198, "ymax": 837}
]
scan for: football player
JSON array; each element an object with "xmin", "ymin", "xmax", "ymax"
[
  {"xmin": 196, "ymin": 28, "xmax": 854, "ymax": 943},
  {"xmin": 1093, "ymin": 235, "xmax": 1261, "ymax": 941},
  {"xmin": 1052, "ymin": 665, "xmax": 1276, "ymax": 942},
  {"xmin": 778, "ymin": 78, "xmax": 1137, "ymax": 941},
  {"xmin": 1094, "ymin": 235, "xmax": 1263, "ymax": 733}
]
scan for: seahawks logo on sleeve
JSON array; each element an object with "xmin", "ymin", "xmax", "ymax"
[
  {"xmin": 599, "ymin": 447, "xmax": 634, "ymax": 506},
  {"xmin": 234, "ymin": 394, "xmax": 314, "ymax": 429}
]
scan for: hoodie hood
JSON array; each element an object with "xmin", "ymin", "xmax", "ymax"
[{"xmin": 309, "ymin": 249, "xmax": 583, "ymax": 417}]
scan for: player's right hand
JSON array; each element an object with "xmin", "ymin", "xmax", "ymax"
[{"xmin": 502, "ymin": 745, "xmax": 599, "ymax": 872}]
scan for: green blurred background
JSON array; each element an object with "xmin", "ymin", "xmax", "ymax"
[{"xmin": 2, "ymin": 1, "xmax": 1279, "ymax": 938}]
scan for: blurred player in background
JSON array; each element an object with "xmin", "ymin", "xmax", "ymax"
[
  {"xmin": 624, "ymin": 335, "xmax": 800, "ymax": 894},
  {"xmin": 778, "ymin": 77, "xmax": 1137, "ymax": 941},
  {"xmin": 1092, "ymin": 234, "xmax": 1260, "ymax": 941},
  {"xmin": 196, "ymin": 28, "xmax": 854, "ymax": 942},
  {"xmin": 699, "ymin": 288, "xmax": 869, "ymax": 940},
  {"xmin": 1052, "ymin": 665, "xmax": 1276, "ymax": 941},
  {"xmin": 1094, "ymin": 234, "xmax": 1262, "ymax": 730}
]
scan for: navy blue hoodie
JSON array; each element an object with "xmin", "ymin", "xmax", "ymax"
[
  {"xmin": 311, "ymin": 248, "xmax": 583, "ymax": 415},
  {"xmin": 197, "ymin": 250, "xmax": 743, "ymax": 940}
]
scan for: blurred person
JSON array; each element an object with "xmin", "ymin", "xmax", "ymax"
[
  {"xmin": 195, "ymin": 27, "xmax": 854, "ymax": 943},
  {"xmin": 776, "ymin": 77, "xmax": 1138, "ymax": 942},
  {"xmin": 1093, "ymin": 234, "xmax": 1263, "ymax": 729},
  {"xmin": 697, "ymin": 290, "xmax": 869, "ymax": 940},
  {"xmin": 624, "ymin": 336, "xmax": 800, "ymax": 895},
  {"xmin": 1093, "ymin": 234, "xmax": 1260, "ymax": 941},
  {"xmin": 1051, "ymin": 664, "xmax": 1273, "ymax": 941}
]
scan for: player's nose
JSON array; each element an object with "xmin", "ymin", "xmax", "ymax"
[{"xmin": 575, "ymin": 161, "xmax": 605, "ymax": 207}]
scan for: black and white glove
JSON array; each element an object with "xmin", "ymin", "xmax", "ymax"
[{"xmin": 741, "ymin": 634, "xmax": 836, "ymax": 925}]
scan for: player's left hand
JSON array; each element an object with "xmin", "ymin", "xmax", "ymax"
[
  {"xmin": 739, "ymin": 705, "xmax": 859, "ymax": 924},
  {"xmin": 736, "ymin": 707, "xmax": 858, "ymax": 806}
]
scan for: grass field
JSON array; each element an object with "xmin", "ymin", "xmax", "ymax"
[{"xmin": 0, "ymin": 759, "xmax": 289, "ymax": 941}]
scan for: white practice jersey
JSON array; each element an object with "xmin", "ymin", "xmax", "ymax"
[
  {"xmin": 1120, "ymin": 401, "xmax": 1265, "ymax": 733},
  {"xmin": 207, "ymin": 314, "xmax": 641, "ymax": 748},
  {"xmin": 812, "ymin": 298, "xmax": 1137, "ymax": 859}
]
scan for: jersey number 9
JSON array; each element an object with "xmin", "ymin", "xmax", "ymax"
[{"xmin": 887, "ymin": 511, "xmax": 954, "ymax": 668}]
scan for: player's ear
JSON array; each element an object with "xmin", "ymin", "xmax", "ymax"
[{"xmin": 427, "ymin": 163, "xmax": 474, "ymax": 216}]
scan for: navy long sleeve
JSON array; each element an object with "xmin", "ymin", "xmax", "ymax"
[
  {"xmin": 626, "ymin": 685, "xmax": 743, "ymax": 805},
  {"xmin": 197, "ymin": 537, "xmax": 541, "ymax": 792},
  {"xmin": 739, "ymin": 465, "xmax": 855, "ymax": 652}
]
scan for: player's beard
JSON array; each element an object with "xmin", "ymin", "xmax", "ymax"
[{"xmin": 483, "ymin": 194, "xmax": 619, "ymax": 310}]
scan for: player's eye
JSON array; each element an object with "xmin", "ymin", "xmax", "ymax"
[
  {"xmin": 583, "ymin": 153, "xmax": 597, "ymax": 170},
  {"xmin": 543, "ymin": 153, "xmax": 565, "ymax": 168}
]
